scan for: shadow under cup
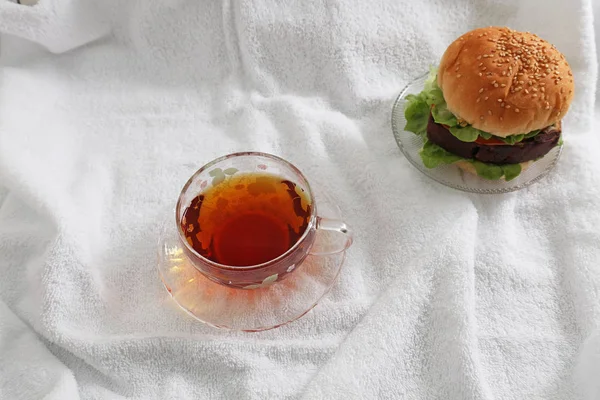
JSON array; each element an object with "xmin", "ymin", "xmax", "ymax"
[{"xmin": 176, "ymin": 152, "xmax": 353, "ymax": 289}]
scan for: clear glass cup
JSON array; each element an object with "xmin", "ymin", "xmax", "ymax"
[{"xmin": 175, "ymin": 152, "xmax": 353, "ymax": 289}]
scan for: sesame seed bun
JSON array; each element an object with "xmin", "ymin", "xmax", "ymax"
[
  {"xmin": 455, "ymin": 160, "xmax": 533, "ymax": 181},
  {"xmin": 437, "ymin": 27, "xmax": 574, "ymax": 137}
]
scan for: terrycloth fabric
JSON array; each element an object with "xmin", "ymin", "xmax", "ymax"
[
  {"xmin": 1, "ymin": 0, "xmax": 599, "ymax": 399},
  {"xmin": 0, "ymin": 0, "xmax": 109, "ymax": 53}
]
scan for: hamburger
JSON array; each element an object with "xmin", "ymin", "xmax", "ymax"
[{"xmin": 404, "ymin": 27, "xmax": 573, "ymax": 181}]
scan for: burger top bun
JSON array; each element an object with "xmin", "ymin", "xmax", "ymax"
[{"xmin": 437, "ymin": 27, "xmax": 574, "ymax": 137}]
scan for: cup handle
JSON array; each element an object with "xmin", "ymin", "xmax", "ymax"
[{"xmin": 309, "ymin": 217, "xmax": 353, "ymax": 256}]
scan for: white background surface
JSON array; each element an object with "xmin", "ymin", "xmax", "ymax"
[{"xmin": 1, "ymin": 0, "xmax": 599, "ymax": 399}]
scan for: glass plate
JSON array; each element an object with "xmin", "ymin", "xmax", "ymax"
[
  {"xmin": 391, "ymin": 72, "xmax": 563, "ymax": 194},
  {"xmin": 157, "ymin": 184, "xmax": 347, "ymax": 332}
]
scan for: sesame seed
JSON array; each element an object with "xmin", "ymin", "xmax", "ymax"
[
  {"xmin": 533, "ymin": 94, "xmax": 538, "ymax": 97},
  {"xmin": 480, "ymin": 116, "xmax": 484, "ymax": 120},
  {"xmin": 457, "ymin": 74, "xmax": 462, "ymax": 78},
  {"xmin": 500, "ymin": 117, "xmax": 504, "ymax": 121},
  {"xmin": 482, "ymin": 67, "xmax": 487, "ymax": 71},
  {"xmin": 505, "ymin": 105, "xmax": 511, "ymax": 109},
  {"xmin": 484, "ymin": 96, "xmax": 489, "ymax": 100},
  {"xmin": 501, "ymin": 84, "xmax": 506, "ymax": 87},
  {"xmin": 479, "ymin": 63, "xmax": 483, "ymax": 67},
  {"xmin": 525, "ymin": 89, "xmax": 529, "ymax": 94},
  {"xmin": 515, "ymin": 108, "xmax": 520, "ymax": 113},
  {"xmin": 494, "ymin": 83, "xmax": 499, "ymax": 88},
  {"xmin": 476, "ymin": 98, "xmax": 481, "ymax": 103},
  {"xmin": 488, "ymin": 110, "xmax": 492, "ymax": 115},
  {"xmin": 497, "ymin": 99, "xmax": 503, "ymax": 102},
  {"xmin": 479, "ymin": 73, "xmax": 483, "ymax": 76},
  {"xmin": 477, "ymin": 55, "xmax": 482, "ymax": 60}
]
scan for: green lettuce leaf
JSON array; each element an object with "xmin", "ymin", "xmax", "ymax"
[
  {"xmin": 419, "ymin": 139, "xmax": 463, "ymax": 168},
  {"xmin": 431, "ymin": 103, "xmax": 458, "ymax": 127},
  {"xmin": 523, "ymin": 129, "xmax": 541, "ymax": 139},
  {"xmin": 471, "ymin": 161, "xmax": 505, "ymax": 180},
  {"xmin": 502, "ymin": 163, "xmax": 522, "ymax": 181},
  {"xmin": 478, "ymin": 131, "xmax": 492, "ymax": 139},
  {"xmin": 500, "ymin": 134, "xmax": 525, "ymax": 145},
  {"xmin": 496, "ymin": 129, "xmax": 540, "ymax": 144},
  {"xmin": 414, "ymin": 67, "xmax": 459, "ymax": 127},
  {"xmin": 425, "ymin": 87, "xmax": 445, "ymax": 107},
  {"xmin": 449, "ymin": 126, "xmax": 480, "ymax": 142},
  {"xmin": 470, "ymin": 161, "xmax": 522, "ymax": 181},
  {"xmin": 404, "ymin": 94, "xmax": 429, "ymax": 135},
  {"xmin": 423, "ymin": 65, "xmax": 438, "ymax": 93}
]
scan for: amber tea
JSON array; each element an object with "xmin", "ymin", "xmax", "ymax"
[{"xmin": 181, "ymin": 173, "xmax": 312, "ymax": 266}]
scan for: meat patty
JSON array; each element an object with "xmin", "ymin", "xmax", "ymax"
[{"xmin": 426, "ymin": 114, "xmax": 561, "ymax": 164}]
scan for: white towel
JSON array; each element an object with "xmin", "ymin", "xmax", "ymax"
[
  {"xmin": 0, "ymin": 0, "xmax": 109, "ymax": 53},
  {"xmin": 1, "ymin": 0, "xmax": 599, "ymax": 399}
]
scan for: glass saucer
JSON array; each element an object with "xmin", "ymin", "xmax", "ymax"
[
  {"xmin": 391, "ymin": 72, "xmax": 563, "ymax": 194},
  {"xmin": 157, "ymin": 186, "xmax": 347, "ymax": 332}
]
